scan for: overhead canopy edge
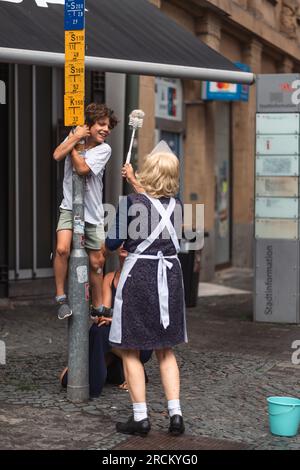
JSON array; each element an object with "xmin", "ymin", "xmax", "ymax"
[{"xmin": 0, "ymin": 47, "xmax": 255, "ymax": 84}]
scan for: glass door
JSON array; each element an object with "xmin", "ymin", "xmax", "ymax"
[{"xmin": 215, "ymin": 102, "xmax": 231, "ymax": 266}]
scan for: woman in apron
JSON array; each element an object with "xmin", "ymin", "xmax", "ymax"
[{"xmin": 105, "ymin": 141, "xmax": 187, "ymax": 437}]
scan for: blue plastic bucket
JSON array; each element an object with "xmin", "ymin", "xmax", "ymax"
[{"xmin": 267, "ymin": 396, "xmax": 300, "ymax": 437}]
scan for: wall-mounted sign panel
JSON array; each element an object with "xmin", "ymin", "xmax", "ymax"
[
  {"xmin": 255, "ymin": 197, "xmax": 299, "ymax": 218},
  {"xmin": 254, "ymin": 239, "xmax": 300, "ymax": 323},
  {"xmin": 255, "ymin": 218, "xmax": 298, "ymax": 239},
  {"xmin": 255, "ymin": 176, "xmax": 298, "ymax": 197},
  {"xmin": 256, "ymin": 74, "xmax": 300, "ymax": 113},
  {"xmin": 202, "ymin": 62, "xmax": 250, "ymax": 102},
  {"xmin": 155, "ymin": 77, "xmax": 183, "ymax": 122},
  {"xmin": 256, "ymin": 134, "xmax": 299, "ymax": 155},
  {"xmin": 203, "ymin": 81, "xmax": 238, "ymax": 101},
  {"xmin": 256, "ymin": 156, "xmax": 299, "ymax": 176},
  {"xmin": 256, "ymin": 113, "xmax": 300, "ymax": 135},
  {"xmin": 255, "ymin": 79, "xmax": 300, "ymax": 325}
]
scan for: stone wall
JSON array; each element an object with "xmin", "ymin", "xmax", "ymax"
[{"xmin": 140, "ymin": 0, "xmax": 300, "ymax": 278}]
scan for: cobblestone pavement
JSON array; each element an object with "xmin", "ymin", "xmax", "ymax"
[{"xmin": 0, "ymin": 269, "xmax": 300, "ymax": 450}]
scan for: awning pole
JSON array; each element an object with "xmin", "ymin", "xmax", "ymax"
[{"xmin": 0, "ymin": 47, "xmax": 255, "ymax": 84}]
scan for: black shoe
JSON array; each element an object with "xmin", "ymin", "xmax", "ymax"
[
  {"xmin": 169, "ymin": 414, "xmax": 185, "ymax": 436},
  {"xmin": 116, "ymin": 415, "xmax": 151, "ymax": 437}
]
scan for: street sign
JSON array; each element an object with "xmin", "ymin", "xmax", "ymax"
[
  {"xmin": 64, "ymin": 0, "xmax": 85, "ymax": 31},
  {"xmin": 65, "ymin": 31, "xmax": 85, "ymax": 62},
  {"xmin": 64, "ymin": 92, "xmax": 84, "ymax": 127},
  {"xmin": 64, "ymin": 3, "xmax": 85, "ymax": 125},
  {"xmin": 65, "ymin": 61, "xmax": 85, "ymax": 93}
]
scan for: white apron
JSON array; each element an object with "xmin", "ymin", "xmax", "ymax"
[{"xmin": 109, "ymin": 194, "xmax": 187, "ymax": 345}]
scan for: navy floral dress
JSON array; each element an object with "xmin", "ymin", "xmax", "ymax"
[{"xmin": 106, "ymin": 193, "xmax": 187, "ymax": 350}]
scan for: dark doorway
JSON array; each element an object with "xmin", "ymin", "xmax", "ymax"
[{"xmin": 0, "ymin": 64, "xmax": 9, "ymax": 297}]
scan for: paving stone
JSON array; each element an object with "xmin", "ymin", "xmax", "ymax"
[{"xmin": 0, "ymin": 270, "xmax": 300, "ymax": 449}]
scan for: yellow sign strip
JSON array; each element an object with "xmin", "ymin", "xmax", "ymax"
[
  {"xmin": 65, "ymin": 61, "xmax": 85, "ymax": 93},
  {"xmin": 64, "ymin": 30, "xmax": 85, "ymax": 126},
  {"xmin": 64, "ymin": 93, "xmax": 85, "ymax": 127},
  {"xmin": 65, "ymin": 31, "xmax": 85, "ymax": 62}
]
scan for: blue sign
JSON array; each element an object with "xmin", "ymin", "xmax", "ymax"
[
  {"xmin": 64, "ymin": 1, "xmax": 85, "ymax": 31},
  {"xmin": 236, "ymin": 62, "xmax": 251, "ymax": 102},
  {"xmin": 202, "ymin": 62, "xmax": 250, "ymax": 102}
]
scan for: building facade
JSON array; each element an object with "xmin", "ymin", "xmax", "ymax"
[
  {"xmin": 138, "ymin": 0, "xmax": 300, "ymax": 280},
  {"xmin": 1, "ymin": 0, "xmax": 300, "ymax": 297}
]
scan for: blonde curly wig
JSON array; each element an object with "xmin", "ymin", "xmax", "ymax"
[{"xmin": 136, "ymin": 152, "xmax": 179, "ymax": 198}]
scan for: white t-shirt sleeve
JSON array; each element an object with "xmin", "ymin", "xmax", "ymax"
[{"xmin": 85, "ymin": 143, "xmax": 111, "ymax": 176}]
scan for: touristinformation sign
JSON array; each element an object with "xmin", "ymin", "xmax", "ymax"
[{"xmin": 254, "ymin": 74, "xmax": 300, "ymax": 325}]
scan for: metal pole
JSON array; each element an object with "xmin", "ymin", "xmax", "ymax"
[
  {"xmin": 0, "ymin": 67, "xmax": 8, "ymax": 297},
  {"xmin": 67, "ymin": 145, "xmax": 89, "ymax": 402},
  {"xmin": 32, "ymin": 65, "xmax": 37, "ymax": 278},
  {"xmin": 64, "ymin": 1, "xmax": 89, "ymax": 402},
  {"xmin": 14, "ymin": 64, "xmax": 20, "ymax": 279}
]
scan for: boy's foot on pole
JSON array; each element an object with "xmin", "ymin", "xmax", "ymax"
[{"xmin": 56, "ymin": 295, "xmax": 72, "ymax": 320}]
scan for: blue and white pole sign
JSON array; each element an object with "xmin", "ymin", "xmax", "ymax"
[{"xmin": 64, "ymin": 0, "xmax": 85, "ymax": 31}]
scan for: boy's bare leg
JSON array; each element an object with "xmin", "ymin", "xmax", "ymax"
[
  {"xmin": 54, "ymin": 230, "xmax": 73, "ymax": 296},
  {"xmin": 88, "ymin": 249, "xmax": 105, "ymax": 308}
]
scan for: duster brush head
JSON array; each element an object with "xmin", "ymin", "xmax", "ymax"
[{"xmin": 128, "ymin": 109, "xmax": 145, "ymax": 129}]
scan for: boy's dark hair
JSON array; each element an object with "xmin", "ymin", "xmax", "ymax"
[{"xmin": 85, "ymin": 103, "xmax": 118, "ymax": 129}]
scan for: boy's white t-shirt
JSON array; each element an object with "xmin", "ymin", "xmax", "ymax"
[{"xmin": 60, "ymin": 142, "xmax": 111, "ymax": 225}]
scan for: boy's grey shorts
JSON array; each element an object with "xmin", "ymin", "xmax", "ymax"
[{"xmin": 56, "ymin": 209, "xmax": 105, "ymax": 251}]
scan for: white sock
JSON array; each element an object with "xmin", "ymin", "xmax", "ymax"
[
  {"xmin": 56, "ymin": 294, "xmax": 67, "ymax": 303},
  {"xmin": 168, "ymin": 399, "xmax": 182, "ymax": 417},
  {"xmin": 133, "ymin": 402, "xmax": 148, "ymax": 422}
]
